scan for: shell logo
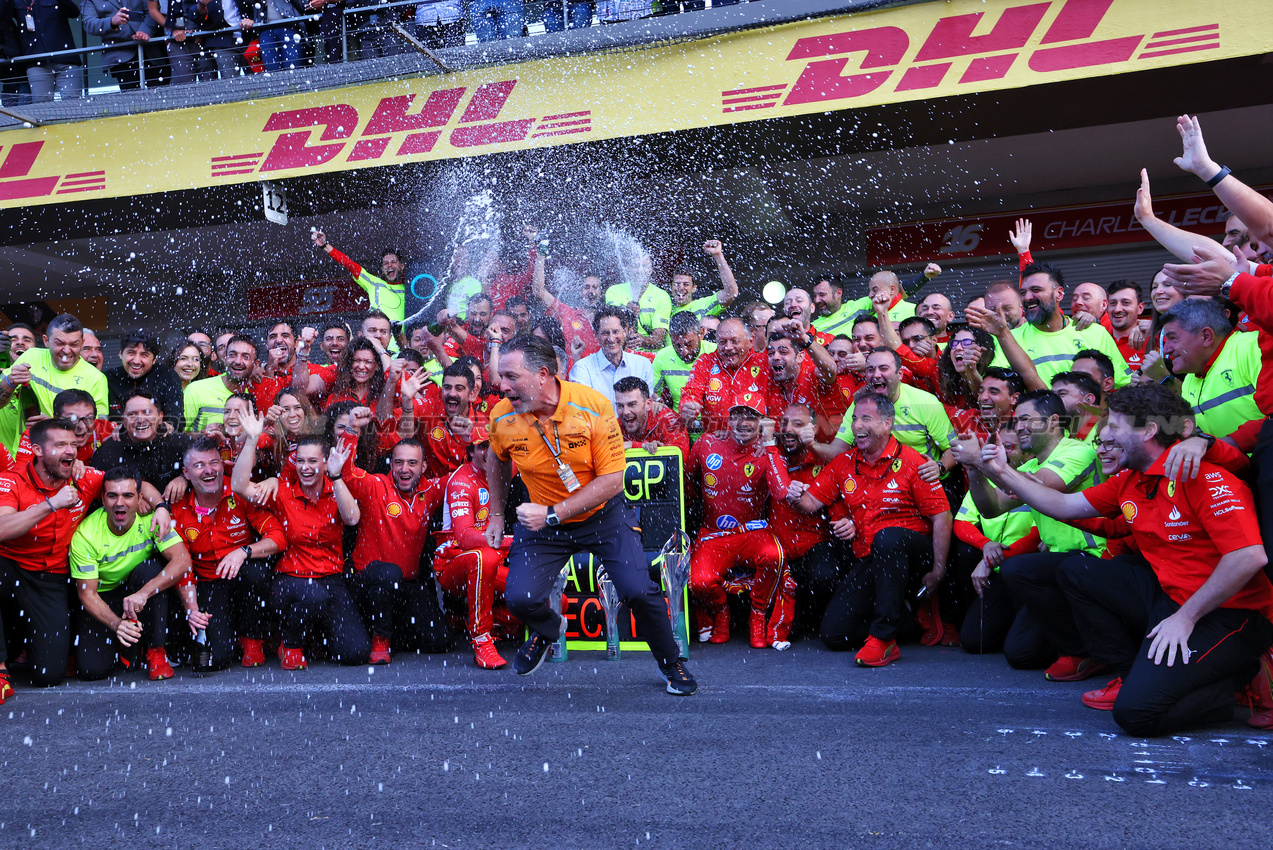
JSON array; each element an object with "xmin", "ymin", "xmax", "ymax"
[
  {"xmin": 431, "ymin": 426, "xmax": 447, "ymax": 441},
  {"xmin": 572, "ymin": 321, "xmax": 583, "ymax": 330},
  {"xmin": 1120, "ymin": 501, "xmax": 1137, "ymax": 522},
  {"xmin": 704, "ymin": 473, "xmax": 717, "ymax": 487},
  {"xmin": 386, "ymin": 502, "xmax": 403, "ymax": 518},
  {"xmin": 184, "ymin": 528, "xmax": 199, "ymax": 542},
  {"xmin": 476, "ymin": 507, "xmax": 489, "ymax": 522},
  {"xmin": 843, "ymin": 475, "xmax": 857, "ymax": 494},
  {"xmin": 708, "ymin": 378, "xmax": 723, "ymax": 392}
]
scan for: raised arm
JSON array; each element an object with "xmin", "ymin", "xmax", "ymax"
[
  {"xmin": 964, "ymin": 304, "xmax": 1046, "ymax": 391},
  {"xmin": 979, "ymin": 440, "xmax": 1100, "ymax": 522},
  {"xmin": 327, "ymin": 440, "xmax": 360, "ymax": 526},
  {"xmin": 231, "ymin": 412, "xmax": 266, "ymax": 500},
  {"xmin": 1173, "ymin": 114, "xmax": 1273, "ymax": 246},
  {"xmin": 704, "ymin": 240, "xmax": 739, "ymax": 307}
]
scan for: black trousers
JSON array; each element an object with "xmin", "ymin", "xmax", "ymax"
[
  {"xmin": 270, "ymin": 574, "xmax": 371, "ymax": 664},
  {"xmin": 1059, "ymin": 554, "xmax": 1273, "ymax": 736},
  {"xmin": 507, "ymin": 497, "xmax": 681, "ymax": 668},
  {"xmin": 786, "ymin": 539, "xmax": 848, "ymax": 637},
  {"xmin": 1250, "ymin": 418, "xmax": 1273, "ymax": 582},
  {"xmin": 195, "ymin": 558, "xmax": 273, "ymax": 670},
  {"xmin": 0, "ymin": 558, "xmax": 73, "ymax": 686},
  {"xmin": 955, "ymin": 543, "xmax": 1053, "ymax": 666},
  {"xmin": 347, "ymin": 560, "xmax": 454, "ymax": 652},
  {"xmin": 820, "ymin": 527, "xmax": 932, "ymax": 649},
  {"xmin": 1000, "ymin": 550, "xmax": 1102, "ymax": 659},
  {"xmin": 77, "ymin": 559, "xmax": 168, "ymax": 680}
]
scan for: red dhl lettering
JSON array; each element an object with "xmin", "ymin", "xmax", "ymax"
[{"xmin": 0, "ymin": 141, "xmax": 107, "ymax": 201}]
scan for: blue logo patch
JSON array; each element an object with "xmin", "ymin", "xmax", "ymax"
[
  {"xmin": 716, "ymin": 515, "xmax": 739, "ymax": 530},
  {"xmin": 711, "ymin": 365, "xmax": 720, "ymax": 375},
  {"xmin": 705, "ymin": 454, "xmax": 723, "ymax": 470},
  {"xmin": 744, "ymin": 519, "xmax": 768, "ymax": 531},
  {"xmin": 478, "ymin": 488, "xmax": 489, "ymax": 505}
]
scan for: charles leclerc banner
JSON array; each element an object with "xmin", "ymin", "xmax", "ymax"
[{"xmin": 0, "ymin": 0, "xmax": 1267, "ymax": 209}]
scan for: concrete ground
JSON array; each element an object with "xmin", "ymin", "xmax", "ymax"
[{"xmin": 3, "ymin": 639, "xmax": 1272, "ymax": 849}]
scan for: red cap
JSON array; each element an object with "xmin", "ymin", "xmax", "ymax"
[
  {"xmin": 470, "ymin": 421, "xmax": 490, "ymax": 445},
  {"xmin": 729, "ymin": 390, "xmax": 766, "ymax": 417}
]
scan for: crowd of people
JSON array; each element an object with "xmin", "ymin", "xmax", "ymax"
[
  {"xmin": 0, "ymin": 0, "xmax": 755, "ymax": 99},
  {"xmin": 1, "ymin": 114, "xmax": 1273, "ymax": 733}
]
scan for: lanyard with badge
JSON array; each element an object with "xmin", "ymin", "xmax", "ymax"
[
  {"xmin": 533, "ymin": 420, "xmax": 580, "ymax": 493},
  {"xmin": 24, "ymin": 0, "xmax": 34, "ymax": 31}
]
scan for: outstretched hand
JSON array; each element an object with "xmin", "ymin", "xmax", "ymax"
[
  {"xmin": 1008, "ymin": 217, "xmax": 1032, "ymax": 254},
  {"xmin": 1173, "ymin": 114, "xmax": 1219, "ymax": 178}
]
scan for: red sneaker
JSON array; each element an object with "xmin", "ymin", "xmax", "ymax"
[
  {"xmin": 473, "ymin": 634, "xmax": 507, "ymax": 670},
  {"xmin": 708, "ymin": 606, "xmax": 731, "ymax": 644},
  {"xmin": 0, "ymin": 670, "xmax": 13, "ymax": 704},
  {"xmin": 939, "ymin": 623, "xmax": 961, "ymax": 648},
  {"xmin": 279, "ymin": 646, "xmax": 307, "ymax": 671},
  {"xmin": 855, "ymin": 636, "xmax": 901, "ymax": 667},
  {"xmin": 146, "ymin": 647, "xmax": 174, "ymax": 681},
  {"xmin": 368, "ymin": 635, "xmax": 392, "ymax": 665},
  {"xmin": 1243, "ymin": 649, "xmax": 1273, "ymax": 729},
  {"xmin": 1045, "ymin": 655, "xmax": 1106, "ymax": 682},
  {"xmin": 916, "ymin": 595, "xmax": 943, "ymax": 646},
  {"xmin": 239, "ymin": 637, "xmax": 265, "ymax": 668},
  {"xmin": 749, "ymin": 610, "xmax": 767, "ymax": 649},
  {"xmin": 1082, "ymin": 677, "xmax": 1123, "ymax": 710}
]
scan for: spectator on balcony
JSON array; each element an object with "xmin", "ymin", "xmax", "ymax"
[
  {"xmin": 250, "ymin": 0, "xmax": 304, "ymax": 71},
  {"xmin": 360, "ymin": 0, "xmax": 415, "ymax": 58},
  {"xmin": 148, "ymin": 0, "xmax": 216, "ymax": 83},
  {"xmin": 542, "ymin": 0, "xmax": 589, "ymax": 31},
  {"xmin": 189, "ymin": 0, "xmax": 245, "ymax": 76},
  {"xmin": 11, "ymin": 0, "xmax": 83, "ymax": 102},
  {"xmin": 654, "ymin": 0, "xmax": 737, "ymax": 13},
  {"xmin": 414, "ymin": 0, "xmax": 463, "ymax": 47},
  {"xmin": 81, "ymin": 0, "xmax": 162, "ymax": 90},
  {"xmin": 595, "ymin": 0, "xmax": 646, "ymax": 22},
  {"xmin": 216, "ymin": 0, "xmax": 255, "ymax": 72},
  {"xmin": 305, "ymin": 0, "xmax": 345, "ymax": 64},
  {"xmin": 469, "ymin": 0, "xmax": 520, "ymax": 41}
]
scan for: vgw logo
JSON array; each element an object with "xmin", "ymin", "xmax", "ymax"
[
  {"xmin": 0, "ymin": 141, "xmax": 106, "ymax": 202},
  {"xmin": 212, "ymin": 80, "xmax": 591, "ymax": 177},
  {"xmin": 721, "ymin": 0, "xmax": 1220, "ymax": 112}
]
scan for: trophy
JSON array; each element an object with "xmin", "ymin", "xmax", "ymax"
[
  {"xmin": 659, "ymin": 529, "xmax": 692, "ymax": 660},
  {"xmin": 548, "ymin": 561, "xmax": 573, "ymax": 662},
  {"xmin": 597, "ymin": 567, "xmax": 622, "ymax": 660}
]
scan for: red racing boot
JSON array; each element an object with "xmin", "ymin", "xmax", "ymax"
[
  {"xmin": 0, "ymin": 670, "xmax": 13, "ymax": 704},
  {"xmin": 855, "ymin": 636, "xmax": 900, "ymax": 667},
  {"xmin": 473, "ymin": 634, "xmax": 507, "ymax": 670},
  {"xmin": 939, "ymin": 623, "xmax": 961, "ymax": 648},
  {"xmin": 368, "ymin": 635, "xmax": 392, "ymax": 665},
  {"xmin": 1045, "ymin": 655, "xmax": 1106, "ymax": 682},
  {"xmin": 708, "ymin": 606, "xmax": 731, "ymax": 644},
  {"xmin": 239, "ymin": 637, "xmax": 265, "ymax": 668},
  {"xmin": 1242, "ymin": 650, "xmax": 1273, "ymax": 729},
  {"xmin": 916, "ymin": 595, "xmax": 943, "ymax": 646},
  {"xmin": 146, "ymin": 647, "xmax": 174, "ymax": 681},
  {"xmin": 749, "ymin": 609, "xmax": 768, "ymax": 649},
  {"xmin": 279, "ymin": 646, "xmax": 307, "ymax": 671}
]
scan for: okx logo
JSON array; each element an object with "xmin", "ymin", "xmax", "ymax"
[
  {"xmin": 212, "ymin": 80, "xmax": 591, "ymax": 177},
  {"xmin": 0, "ymin": 141, "xmax": 105, "ymax": 201}
]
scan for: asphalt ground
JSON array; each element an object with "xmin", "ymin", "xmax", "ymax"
[{"xmin": 3, "ymin": 638, "xmax": 1273, "ymax": 849}]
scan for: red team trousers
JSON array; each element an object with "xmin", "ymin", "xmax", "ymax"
[{"xmin": 689, "ymin": 528, "xmax": 785, "ymax": 615}]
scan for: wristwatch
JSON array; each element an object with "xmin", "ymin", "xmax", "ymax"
[
  {"xmin": 546, "ymin": 507, "xmax": 560, "ymax": 526},
  {"xmin": 241, "ymin": 545, "xmax": 252, "ymax": 559},
  {"xmin": 1220, "ymin": 272, "xmax": 1239, "ymax": 300}
]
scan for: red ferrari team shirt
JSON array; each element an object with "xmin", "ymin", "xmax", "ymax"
[
  {"xmin": 623, "ymin": 406, "xmax": 690, "ymax": 459},
  {"xmin": 806, "ymin": 437, "xmax": 949, "ymax": 559},
  {"xmin": 767, "ymin": 448, "xmax": 828, "ymax": 557},
  {"xmin": 16, "ymin": 418, "xmax": 114, "ymax": 467},
  {"xmin": 687, "ymin": 434, "xmax": 789, "ymax": 535},
  {"xmin": 766, "ymin": 356, "xmax": 842, "ymax": 441},
  {"xmin": 1082, "ymin": 454, "xmax": 1273, "ymax": 619},
  {"xmin": 437, "ymin": 461, "xmax": 495, "ymax": 553},
  {"xmin": 412, "ymin": 383, "xmax": 476, "ymax": 478},
  {"xmin": 679, "ymin": 350, "xmax": 770, "ymax": 432},
  {"xmin": 171, "ymin": 482, "xmax": 288, "ymax": 581},
  {"xmin": 1101, "ymin": 314, "xmax": 1146, "ymax": 371},
  {"xmin": 262, "ymin": 471, "xmax": 345, "ymax": 578},
  {"xmin": 0, "ymin": 465, "xmax": 105, "ymax": 573},
  {"xmin": 551, "ymin": 302, "xmax": 600, "ymax": 360},
  {"xmin": 341, "ymin": 457, "xmax": 445, "ymax": 578}
]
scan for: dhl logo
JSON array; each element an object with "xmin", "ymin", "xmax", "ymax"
[
  {"xmin": 0, "ymin": 141, "xmax": 106, "ymax": 201},
  {"xmin": 721, "ymin": 0, "xmax": 1219, "ymax": 112},
  {"xmin": 212, "ymin": 79, "xmax": 590, "ymax": 177}
]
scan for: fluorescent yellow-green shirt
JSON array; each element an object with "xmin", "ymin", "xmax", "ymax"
[
  {"xmin": 13, "ymin": 348, "xmax": 108, "ymax": 417},
  {"xmin": 605, "ymin": 282, "xmax": 673, "ymax": 336}
]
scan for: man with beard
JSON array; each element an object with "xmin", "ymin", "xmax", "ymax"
[
  {"xmin": 770, "ymin": 402, "xmax": 849, "ymax": 642},
  {"xmin": 652, "ymin": 311, "xmax": 716, "ymax": 409},
  {"xmin": 957, "ymin": 390, "xmax": 1105, "ymax": 679},
  {"xmin": 669, "ymin": 240, "xmax": 739, "ymax": 322},
  {"xmin": 106, "ymin": 331, "xmax": 184, "ymax": 433},
  {"xmin": 91, "ymin": 392, "xmax": 190, "ymax": 497},
  {"xmin": 311, "ymin": 230, "xmax": 407, "ymax": 326},
  {"xmin": 183, "ymin": 336, "xmax": 288, "ymax": 433},
  {"xmin": 1050, "ymin": 371, "xmax": 1105, "ymax": 444},
  {"xmin": 984, "ymin": 263, "xmax": 1131, "ymax": 389},
  {"xmin": 686, "ymin": 392, "xmax": 793, "ymax": 649},
  {"xmin": 15, "ymin": 389, "xmax": 114, "ymax": 467},
  {"xmin": 71, "ymin": 467, "xmax": 192, "ymax": 681},
  {"xmin": 0, "ymin": 419, "xmax": 171, "ymax": 695},
  {"xmin": 982, "ymin": 385, "xmax": 1273, "ymax": 735},
  {"xmin": 680, "ymin": 317, "xmax": 769, "ymax": 435},
  {"xmin": 792, "ymin": 391, "xmax": 952, "ymax": 666},
  {"xmin": 811, "ymin": 276, "xmax": 855, "ymax": 337},
  {"xmin": 568, "ymin": 306, "xmax": 654, "ymax": 414},
  {"xmin": 1, "ymin": 313, "xmax": 109, "ymax": 418},
  {"xmin": 171, "ymin": 438, "xmax": 284, "ymax": 671},
  {"xmin": 335, "ymin": 436, "xmax": 451, "ymax": 666},
  {"xmin": 613, "ymin": 377, "xmax": 689, "ymax": 457},
  {"xmin": 443, "ymin": 294, "xmax": 496, "ymax": 365},
  {"xmin": 765, "ymin": 322, "xmax": 838, "ymax": 442},
  {"xmin": 947, "ymin": 367, "xmax": 1023, "ymax": 444},
  {"xmin": 780, "ymin": 289, "xmax": 833, "ymax": 345},
  {"xmin": 398, "ymin": 362, "xmax": 479, "ymax": 478},
  {"xmin": 1103, "ymin": 281, "xmax": 1148, "ymax": 371}
]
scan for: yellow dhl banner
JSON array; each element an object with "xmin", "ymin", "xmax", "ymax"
[{"xmin": 0, "ymin": 0, "xmax": 1266, "ymax": 210}]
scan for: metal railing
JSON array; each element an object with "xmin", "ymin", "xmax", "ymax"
[{"xmin": 0, "ymin": 0, "xmax": 759, "ymax": 103}]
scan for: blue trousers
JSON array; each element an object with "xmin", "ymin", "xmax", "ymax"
[{"xmin": 507, "ymin": 497, "xmax": 680, "ymax": 666}]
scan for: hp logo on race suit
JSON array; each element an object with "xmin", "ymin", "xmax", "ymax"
[
  {"xmin": 705, "ymin": 454, "xmax": 724, "ymax": 471},
  {"xmin": 716, "ymin": 515, "xmax": 739, "ymax": 530},
  {"xmin": 478, "ymin": 488, "xmax": 489, "ymax": 505}
]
